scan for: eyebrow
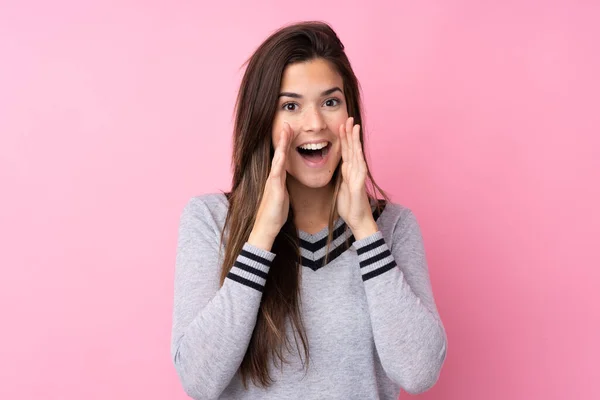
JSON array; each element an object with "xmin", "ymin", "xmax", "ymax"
[{"xmin": 278, "ymin": 86, "xmax": 343, "ymax": 99}]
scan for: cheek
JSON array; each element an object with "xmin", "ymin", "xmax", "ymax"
[
  {"xmin": 327, "ymin": 112, "xmax": 348, "ymax": 132},
  {"xmin": 272, "ymin": 118, "xmax": 286, "ymax": 146},
  {"xmin": 271, "ymin": 129, "xmax": 279, "ymax": 147},
  {"xmin": 272, "ymin": 118, "xmax": 300, "ymax": 144}
]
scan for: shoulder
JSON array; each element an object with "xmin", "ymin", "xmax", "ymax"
[
  {"xmin": 179, "ymin": 192, "xmax": 230, "ymax": 235},
  {"xmin": 182, "ymin": 192, "xmax": 229, "ymax": 215},
  {"xmin": 377, "ymin": 200, "xmax": 417, "ymax": 227},
  {"xmin": 376, "ymin": 200, "xmax": 423, "ymax": 241}
]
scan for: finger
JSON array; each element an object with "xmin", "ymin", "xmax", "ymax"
[
  {"xmin": 352, "ymin": 123, "xmax": 363, "ymax": 164},
  {"xmin": 339, "ymin": 121, "xmax": 348, "ymax": 162},
  {"xmin": 345, "ymin": 117, "xmax": 354, "ymax": 157},
  {"xmin": 282, "ymin": 122, "xmax": 293, "ymax": 155},
  {"xmin": 270, "ymin": 151, "xmax": 282, "ymax": 178},
  {"xmin": 278, "ymin": 123, "xmax": 293, "ymax": 181},
  {"xmin": 271, "ymin": 128, "xmax": 288, "ymax": 178}
]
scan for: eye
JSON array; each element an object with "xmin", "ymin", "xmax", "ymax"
[
  {"xmin": 282, "ymin": 102, "xmax": 298, "ymax": 111},
  {"xmin": 324, "ymin": 98, "xmax": 341, "ymax": 107}
]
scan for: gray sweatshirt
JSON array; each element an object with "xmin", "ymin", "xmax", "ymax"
[{"xmin": 171, "ymin": 193, "xmax": 447, "ymax": 400}]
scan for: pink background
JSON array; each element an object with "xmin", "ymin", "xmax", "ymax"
[{"xmin": 1, "ymin": 1, "xmax": 599, "ymax": 399}]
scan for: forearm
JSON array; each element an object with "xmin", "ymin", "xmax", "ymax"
[
  {"xmin": 354, "ymin": 231, "xmax": 447, "ymax": 394},
  {"xmin": 171, "ymin": 243, "xmax": 274, "ymax": 399}
]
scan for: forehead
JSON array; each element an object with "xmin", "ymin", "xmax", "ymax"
[{"xmin": 280, "ymin": 59, "xmax": 343, "ymax": 91}]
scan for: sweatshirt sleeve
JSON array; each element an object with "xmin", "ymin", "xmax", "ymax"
[
  {"xmin": 352, "ymin": 208, "xmax": 447, "ymax": 395},
  {"xmin": 170, "ymin": 197, "xmax": 275, "ymax": 400}
]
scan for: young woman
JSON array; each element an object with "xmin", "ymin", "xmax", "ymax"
[{"xmin": 171, "ymin": 21, "xmax": 447, "ymax": 400}]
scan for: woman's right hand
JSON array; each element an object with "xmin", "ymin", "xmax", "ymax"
[{"xmin": 248, "ymin": 122, "xmax": 293, "ymax": 251}]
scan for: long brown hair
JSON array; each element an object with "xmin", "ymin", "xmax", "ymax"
[{"xmin": 220, "ymin": 21, "xmax": 388, "ymax": 388}]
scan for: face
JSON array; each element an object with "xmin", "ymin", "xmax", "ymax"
[{"xmin": 272, "ymin": 58, "xmax": 348, "ymax": 190}]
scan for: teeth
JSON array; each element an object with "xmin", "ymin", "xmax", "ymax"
[{"xmin": 298, "ymin": 142, "xmax": 328, "ymax": 150}]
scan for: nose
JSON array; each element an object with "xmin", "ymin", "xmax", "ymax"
[{"xmin": 301, "ymin": 106, "xmax": 327, "ymax": 133}]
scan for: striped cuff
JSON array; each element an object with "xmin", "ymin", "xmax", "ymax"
[
  {"xmin": 226, "ymin": 243, "xmax": 275, "ymax": 292},
  {"xmin": 353, "ymin": 231, "xmax": 397, "ymax": 282}
]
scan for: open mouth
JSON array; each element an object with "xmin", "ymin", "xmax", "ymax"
[{"xmin": 296, "ymin": 142, "xmax": 331, "ymax": 163}]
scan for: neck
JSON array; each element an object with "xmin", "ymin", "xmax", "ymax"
[{"xmin": 287, "ymin": 177, "xmax": 336, "ymax": 233}]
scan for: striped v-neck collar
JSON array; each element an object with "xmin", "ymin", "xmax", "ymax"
[{"xmin": 298, "ymin": 200, "xmax": 386, "ymax": 271}]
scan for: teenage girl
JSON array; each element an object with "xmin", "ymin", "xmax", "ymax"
[{"xmin": 171, "ymin": 21, "xmax": 447, "ymax": 400}]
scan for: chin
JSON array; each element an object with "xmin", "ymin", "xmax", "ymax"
[
  {"xmin": 286, "ymin": 149, "xmax": 342, "ymax": 190},
  {"xmin": 288, "ymin": 170, "xmax": 336, "ymax": 189}
]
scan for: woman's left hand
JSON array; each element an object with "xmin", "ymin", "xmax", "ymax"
[{"xmin": 336, "ymin": 117, "xmax": 379, "ymax": 240}]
